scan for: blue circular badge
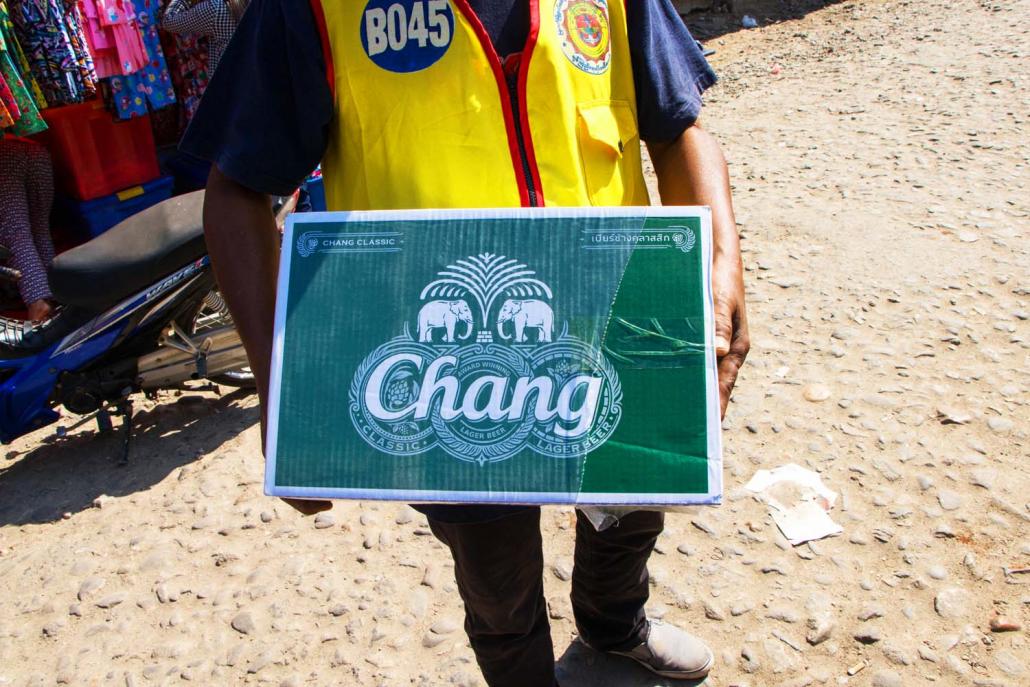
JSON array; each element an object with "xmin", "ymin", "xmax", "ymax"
[{"xmin": 360, "ymin": 0, "xmax": 454, "ymax": 73}]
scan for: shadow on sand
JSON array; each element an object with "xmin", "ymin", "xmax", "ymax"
[
  {"xmin": 0, "ymin": 389, "xmax": 257, "ymax": 527},
  {"xmin": 686, "ymin": 0, "xmax": 850, "ymax": 40},
  {"xmin": 557, "ymin": 640, "xmax": 709, "ymax": 687}
]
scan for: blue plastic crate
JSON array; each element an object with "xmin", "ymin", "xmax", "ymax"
[{"xmin": 57, "ymin": 176, "xmax": 174, "ymax": 238}]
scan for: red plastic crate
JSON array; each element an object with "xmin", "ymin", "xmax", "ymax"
[{"xmin": 34, "ymin": 99, "xmax": 160, "ymax": 201}]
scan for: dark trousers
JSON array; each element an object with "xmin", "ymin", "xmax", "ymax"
[{"xmin": 427, "ymin": 508, "xmax": 665, "ymax": 687}]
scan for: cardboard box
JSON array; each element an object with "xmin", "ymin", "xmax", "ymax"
[{"xmin": 266, "ymin": 207, "xmax": 722, "ymax": 506}]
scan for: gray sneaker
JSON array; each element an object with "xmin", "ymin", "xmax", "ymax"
[{"xmin": 608, "ymin": 620, "xmax": 714, "ymax": 680}]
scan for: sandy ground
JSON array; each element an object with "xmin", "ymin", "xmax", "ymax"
[{"xmin": 1, "ymin": 0, "xmax": 1028, "ymax": 685}]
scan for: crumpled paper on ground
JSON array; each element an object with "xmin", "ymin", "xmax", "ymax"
[{"xmin": 745, "ymin": 463, "xmax": 843, "ymax": 545}]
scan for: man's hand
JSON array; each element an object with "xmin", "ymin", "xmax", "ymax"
[
  {"xmin": 648, "ymin": 121, "xmax": 750, "ymax": 418},
  {"xmin": 712, "ymin": 248, "xmax": 750, "ymax": 418}
]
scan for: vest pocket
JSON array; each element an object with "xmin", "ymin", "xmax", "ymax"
[{"xmin": 577, "ymin": 100, "xmax": 639, "ymax": 205}]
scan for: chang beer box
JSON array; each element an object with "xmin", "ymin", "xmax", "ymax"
[{"xmin": 266, "ymin": 208, "xmax": 722, "ymax": 506}]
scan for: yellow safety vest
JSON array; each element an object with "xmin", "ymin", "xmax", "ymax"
[{"xmin": 311, "ymin": 0, "xmax": 649, "ymax": 210}]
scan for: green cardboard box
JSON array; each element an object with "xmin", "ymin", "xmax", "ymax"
[{"xmin": 266, "ymin": 207, "xmax": 722, "ymax": 506}]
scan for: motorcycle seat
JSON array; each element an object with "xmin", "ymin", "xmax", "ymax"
[{"xmin": 50, "ymin": 191, "xmax": 208, "ymax": 312}]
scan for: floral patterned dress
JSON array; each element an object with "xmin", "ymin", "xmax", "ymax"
[
  {"xmin": 104, "ymin": 0, "xmax": 175, "ymax": 119},
  {"xmin": 0, "ymin": 1, "xmax": 46, "ymax": 135},
  {"xmin": 9, "ymin": 0, "xmax": 88, "ymax": 105}
]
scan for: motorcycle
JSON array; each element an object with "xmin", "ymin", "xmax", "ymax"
[{"xmin": 0, "ymin": 190, "xmax": 252, "ymax": 460}]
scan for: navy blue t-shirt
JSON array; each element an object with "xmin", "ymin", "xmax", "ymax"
[{"xmin": 181, "ymin": 0, "xmax": 716, "ymax": 197}]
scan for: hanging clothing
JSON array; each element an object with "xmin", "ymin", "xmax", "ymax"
[
  {"xmin": 159, "ymin": 26, "xmax": 207, "ymax": 123},
  {"xmin": 160, "ymin": 0, "xmax": 246, "ymax": 75},
  {"xmin": 63, "ymin": 1, "xmax": 98, "ymax": 96},
  {"xmin": 1, "ymin": 2, "xmax": 45, "ymax": 110},
  {"xmin": 0, "ymin": 138, "xmax": 55, "ymax": 306},
  {"xmin": 80, "ymin": 0, "xmax": 119, "ymax": 76},
  {"xmin": 104, "ymin": 0, "xmax": 175, "ymax": 119},
  {"xmin": 9, "ymin": 0, "xmax": 89, "ymax": 105},
  {"xmin": 80, "ymin": 0, "xmax": 147, "ymax": 77},
  {"xmin": 0, "ymin": 96, "xmax": 12, "ymax": 129},
  {"xmin": 0, "ymin": 68, "xmax": 18, "ymax": 123},
  {"xmin": 98, "ymin": 0, "xmax": 148, "ymax": 73},
  {"xmin": 0, "ymin": 2, "xmax": 46, "ymax": 136}
]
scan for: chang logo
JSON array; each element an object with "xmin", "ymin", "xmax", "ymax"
[
  {"xmin": 360, "ymin": 0, "xmax": 454, "ymax": 73},
  {"xmin": 349, "ymin": 254, "xmax": 623, "ymax": 465}
]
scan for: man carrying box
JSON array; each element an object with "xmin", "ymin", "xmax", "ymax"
[{"xmin": 183, "ymin": 1, "xmax": 749, "ymax": 684}]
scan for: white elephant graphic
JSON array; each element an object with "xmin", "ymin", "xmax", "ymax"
[
  {"xmin": 497, "ymin": 299, "xmax": 554, "ymax": 343},
  {"xmin": 418, "ymin": 300, "xmax": 474, "ymax": 343}
]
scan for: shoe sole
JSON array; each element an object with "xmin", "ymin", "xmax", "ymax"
[{"xmin": 610, "ymin": 649, "xmax": 714, "ymax": 681}]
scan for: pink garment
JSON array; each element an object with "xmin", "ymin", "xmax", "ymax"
[
  {"xmin": 79, "ymin": 0, "xmax": 147, "ymax": 77},
  {"xmin": 81, "ymin": 0, "xmax": 120, "ymax": 77}
]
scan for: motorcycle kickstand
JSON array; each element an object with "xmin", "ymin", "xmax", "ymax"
[
  {"xmin": 117, "ymin": 399, "xmax": 134, "ymax": 466},
  {"xmin": 96, "ymin": 407, "xmax": 113, "ymax": 434}
]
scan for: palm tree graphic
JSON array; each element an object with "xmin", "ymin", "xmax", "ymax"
[{"xmin": 420, "ymin": 253, "xmax": 552, "ymax": 328}]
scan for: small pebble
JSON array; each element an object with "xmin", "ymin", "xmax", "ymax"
[
  {"xmin": 934, "ymin": 588, "xmax": 971, "ymax": 619},
  {"xmin": 314, "ymin": 513, "xmax": 335, "ymax": 530},
  {"xmin": 871, "ymin": 670, "xmax": 903, "ymax": 687},
  {"xmin": 77, "ymin": 577, "xmax": 105, "ymax": 601},
  {"xmin": 989, "ymin": 616, "xmax": 1021, "ymax": 632},
  {"xmin": 231, "ymin": 611, "xmax": 256, "ymax": 635},
  {"xmin": 803, "ymin": 384, "xmax": 831, "ymax": 402},
  {"xmin": 854, "ymin": 627, "xmax": 882, "ymax": 644},
  {"xmin": 938, "ymin": 490, "xmax": 962, "ymax": 511}
]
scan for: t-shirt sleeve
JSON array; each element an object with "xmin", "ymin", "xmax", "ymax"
[
  {"xmin": 179, "ymin": 0, "xmax": 333, "ymax": 196},
  {"xmin": 627, "ymin": 0, "xmax": 718, "ymax": 143}
]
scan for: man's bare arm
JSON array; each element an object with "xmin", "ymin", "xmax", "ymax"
[
  {"xmin": 203, "ymin": 166, "xmax": 331, "ymax": 515},
  {"xmin": 647, "ymin": 121, "xmax": 750, "ymax": 418}
]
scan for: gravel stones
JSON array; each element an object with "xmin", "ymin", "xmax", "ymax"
[
  {"xmin": 803, "ymin": 384, "xmax": 831, "ymax": 402},
  {"xmin": 765, "ymin": 606, "xmax": 800, "ymax": 623},
  {"xmin": 806, "ymin": 618, "xmax": 834, "ymax": 645},
  {"xmin": 854, "ymin": 627, "xmax": 882, "ymax": 644},
  {"xmin": 881, "ymin": 643, "xmax": 913, "ymax": 666},
  {"xmin": 989, "ymin": 616, "xmax": 1021, "ymax": 632},
  {"xmin": 154, "ymin": 584, "xmax": 178, "ymax": 604},
  {"xmin": 704, "ymin": 602, "xmax": 725, "ymax": 621},
  {"xmin": 730, "ymin": 601, "xmax": 754, "ymax": 617},
  {"xmin": 934, "ymin": 588, "xmax": 971, "ymax": 619},
  {"xmin": 918, "ymin": 646, "xmax": 939, "ymax": 663},
  {"xmin": 858, "ymin": 604, "xmax": 885, "ymax": 621},
  {"xmin": 871, "ymin": 670, "xmax": 903, "ymax": 687},
  {"xmin": 313, "ymin": 512, "xmax": 335, "ymax": 529},
  {"xmin": 937, "ymin": 490, "xmax": 963, "ymax": 511},
  {"xmin": 77, "ymin": 577, "xmax": 105, "ymax": 601},
  {"xmin": 994, "ymin": 650, "xmax": 1026, "ymax": 677},
  {"xmin": 969, "ymin": 467, "xmax": 997, "ymax": 489},
  {"xmin": 429, "ymin": 618, "xmax": 459, "ymax": 635},
  {"xmin": 95, "ymin": 593, "xmax": 126, "ymax": 609},
  {"xmin": 230, "ymin": 611, "xmax": 256, "ymax": 635},
  {"xmin": 987, "ymin": 416, "xmax": 1013, "ymax": 433}
]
